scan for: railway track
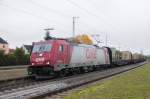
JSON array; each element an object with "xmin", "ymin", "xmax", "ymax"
[{"xmin": 0, "ymin": 62, "xmax": 147, "ymax": 99}]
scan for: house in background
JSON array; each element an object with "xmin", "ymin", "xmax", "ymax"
[
  {"xmin": 9, "ymin": 48, "xmax": 15, "ymax": 54},
  {"xmin": 0, "ymin": 37, "xmax": 9, "ymax": 54},
  {"xmin": 22, "ymin": 45, "xmax": 32, "ymax": 54}
]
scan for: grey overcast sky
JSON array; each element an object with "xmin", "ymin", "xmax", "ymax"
[{"xmin": 0, "ymin": 0, "xmax": 150, "ymax": 55}]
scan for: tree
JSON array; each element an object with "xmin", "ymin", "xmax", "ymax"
[
  {"xmin": 14, "ymin": 47, "xmax": 26, "ymax": 65},
  {"xmin": 0, "ymin": 50, "xmax": 6, "ymax": 66},
  {"xmin": 0, "ymin": 48, "xmax": 30, "ymax": 66},
  {"xmin": 24, "ymin": 54, "xmax": 30, "ymax": 64},
  {"xmin": 7, "ymin": 54, "xmax": 17, "ymax": 65}
]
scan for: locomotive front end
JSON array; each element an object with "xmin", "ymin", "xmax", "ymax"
[
  {"xmin": 28, "ymin": 41, "xmax": 55, "ymax": 77},
  {"xmin": 31, "ymin": 43, "xmax": 52, "ymax": 66}
]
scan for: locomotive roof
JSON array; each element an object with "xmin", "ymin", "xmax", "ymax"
[{"xmin": 33, "ymin": 38, "xmax": 103, "ymax": 48}]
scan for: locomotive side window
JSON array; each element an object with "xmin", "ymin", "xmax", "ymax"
[{"xmin": 59, "ymin": 45, "xmax": 64, "ymax": 52}]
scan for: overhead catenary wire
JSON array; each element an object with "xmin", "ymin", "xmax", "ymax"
[
  {"xmin": 0, "ymin": 0, "xmax": 116, "ymax": 38},
  {"xmin": 64, "ymin": 0, "xmax": 123, "ymax": 48},
  {"xmin": 0, "ymin": 1, "xmax": 100, "ymax": 38},
  {"xmin": 0, "ymin": 3, "xmax": 48, "ymax": 23},
  {"xmin": 29, "ymin": 0, "xmax": 105, "ymax": 34},
  {"xmin": 86, "ymin": 0, "xmax": 121, "ymax": 31},
  {"xmin": 1, "ymin": 1, "xmax": 116, "ymax": 42},
  {"xmin": 0, "ymin": 2, "xmax": 68, "ymax": 33},
  {"xmin": 29, "ymin": 0, "xmax": 71, "ymax": 19},
  {"xmin": 28, "ymin": 0, "xmax": 106, "ymax": 37},
  {"xmin": 0, "ymin": 0, "xmax": 120, "ymax": 34},
  {"xmin": 65, "ymin": 0, "xmax": 120, "ymax": 32}
]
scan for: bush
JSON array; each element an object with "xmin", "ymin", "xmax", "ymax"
[
  {"xmin": 0, "ymin": 50, "xmax": 7, "ymax": 66},
  {"xmin": 0, "ymin": 48, "xmax": 30, "ymax": 66}
]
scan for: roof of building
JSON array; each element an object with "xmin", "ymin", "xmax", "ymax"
[
  {"xmin": 0, "ymin": 37, "xmax": 8, "ymax": 44},
  {"xmin": 22, "ymin": 45, "xmax": 32, "ymax": 52}
]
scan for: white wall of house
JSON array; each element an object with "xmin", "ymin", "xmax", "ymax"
[
  {"xmin": 22, "ymin": 46, "xmax": 29, "ymax": 54},
  {"xmin": 0, "ymin": 43, "xmax": 9, "ymax": 54}
]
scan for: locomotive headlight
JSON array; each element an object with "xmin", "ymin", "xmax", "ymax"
[
  {"xmin": 39, "ymin": 53, "xmax": 43, "ymax": 57},
  {"xmin": 32, "ymin": 63, "xmax": 35, "ymax": 65},
  {"xmin": 46, "ymin": 61, "xmax": 50, "ymax": 65}
]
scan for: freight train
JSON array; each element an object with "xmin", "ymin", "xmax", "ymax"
[{"xmin": 28, "ymin": 38, "xmax": 145, "ymax": 78}]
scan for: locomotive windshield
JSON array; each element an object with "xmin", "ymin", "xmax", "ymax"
[{"xmin": 32, "ymin": 44, "xmax": 52, "ymax": 53}]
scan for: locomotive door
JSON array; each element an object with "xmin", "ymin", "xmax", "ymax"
[{"xmin": 57, "ymin": 44, "xmax": 68, "ymax": 64}]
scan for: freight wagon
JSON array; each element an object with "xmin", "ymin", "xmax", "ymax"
[
  {"xmin": 132, "ymin": 53, "xmax": 140, "ymax": 63},
  {"xmin": 132, "ymin": 53, "xmax": 145, "ymax": 63},
  {"xmin": 110, "ymin": 48, "xmax": 122, "ymax": 66},
  {"xmin": 120, "ymin": 51, "xmax": 132, "ymax": 65}
]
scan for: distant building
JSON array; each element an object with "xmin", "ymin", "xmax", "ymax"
[
  {"xmin": 0, "ymin": 37, "xmax": 9, "ymax": 54},
  {"xmin": 22, "ymin": 45, "xmax": 32, "ymax": 54},
  {"xmin": 9, "ymin": 48, "xmax": 15, "ymax": 54}
]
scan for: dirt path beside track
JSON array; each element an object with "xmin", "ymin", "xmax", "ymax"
[{"xmin": 0, "ymin": 69, "xmax": 27, "ymax": 80}]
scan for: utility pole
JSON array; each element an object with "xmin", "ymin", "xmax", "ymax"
[
  {"xmin": 44, "ymin": 28, "xmax": 54, "ymax": 40},
  {"xmin": 118, "ymin": 42, "xmax": 121, "ymax": 51},
  {"xmin": 141, "ymin": 50, "xmax": 143, "ymax": 54},
  {"xmin": 105, "ymin": 33, "xmax": 108, "ymax": 46},
  {"xmin": 72, "ymin": 16, "xmax": 79, "ymax": 37}
]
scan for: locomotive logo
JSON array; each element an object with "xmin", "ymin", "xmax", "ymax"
[
  {"xmin": 86, "ymin": 48, "xmax": 97, "ymax": 59},
  {"xmin": 35, "ymin": 57, "xmax": 45, "ymax": 62}
]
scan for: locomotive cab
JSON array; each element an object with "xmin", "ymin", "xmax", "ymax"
[
  {"xmin": 31, "ymin": 42, "xmax": 52, "ymax": 66},
  {"xmin": 28, "ymin": 39, "xmax": 70, "ymax": 77}
]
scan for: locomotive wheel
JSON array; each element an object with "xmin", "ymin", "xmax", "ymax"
[
  {"xmin": 80, "ymin": 67, "xmax": 85, "ymax": 73},
  {"xmin": 74, "ymin": 67, "xmax": 81, "ymax": 74},
  {"xmin": 88, "ymin": 66, "xmax": 94, "ymax": 72},
  {"xmin": 59, "ymin": 69, "xmax": 67, "ymax": 77},
  {"xmin": 67, "ymin": 68, "xmax": 74, "ymax": 76},
  {"xmin": 83, "ymin": 67, "xmax": 88, "ymax": 73}
]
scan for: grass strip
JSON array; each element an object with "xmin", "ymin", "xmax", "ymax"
[{"xmin": 63, "ymin": 64, "xmax": 150, "ymax": 99}]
